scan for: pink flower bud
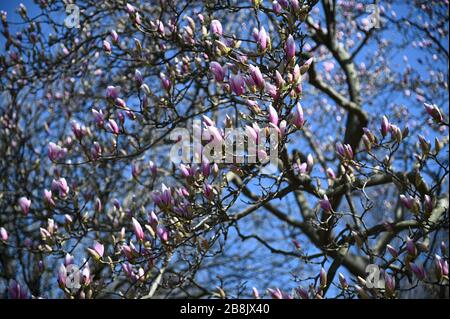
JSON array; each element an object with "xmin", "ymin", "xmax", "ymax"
[
  {"xmin": 52, "ymin": 178, "xmax": 69, "ymax": 198},
  {"xmin": 326, "ymin": 168, "xmax": 336, "ymax": 179},
  {"xmin": 268, "ymin": 105, "xmax": 279, "ymax": 126},
  {"xmin": 160, "ymin": 73, "xmax": 171, "ymax": 91},
  {"xmin": 103, "ymin": 40, "xmax": 112, "ymax": 54},
  {"xmin": 18, "ymin": 196, "xmax": 31, "ymax": 215},
  {"xmin": 92, "ymin": 109, "xmax": 105, "ymax": 127},
  {"xmin": 157, "ymin": 226, "xmax": 169, "ymax": 242},
  {"xmin": 295, "ymin": 286, "xmax": 309, "ymax": 299},
  {"xmin": 91, "ymin": 142, "xmax": 102, "ymax": 160},
  {"xmin": 257, "ymin": 26, "xmax": 269, "ymax": 51},
  {"xmin": 134, "ymin": 69, "xmax": 143, "ymax": 87},
  {"xmin": 424, "ymin": 103, "xmax": 443, "ymax": 122},
  {"xmin": 47, "ymin": 142, "xmax": 66, "ymax": 162},
  {"xmin": 71, "ymin": 120, "xmax": 85, "ymax": 139},
  {"xmin": 267, "ymin": 288, "xmax": 283, "ymax": 299},
  {"xmin": 249, "ymin": 65, "xmax": 265, "ymax": 89},
  {"xmin": 406, "ymin": 237, "xmax": 417, "ymax": 257},
  {"xmin": 275, "ymin": 70, "xmax": 285, "ymax": 88},
  {"xmin": 210, "ymin": 19, "xmax": 223, "ymax": 36},
  {"xmin": 381, "ymin": 115, "xmax": 390, "ymax": 137},
  {"xmin": 110, "ymin": 30, "xmax": 119, "ymax": 43},
  {"xmin": 386, "ymin": 244, "xmax": 398, "ymax": 258},
  {"xmin": 230, "ymin": 74, "xmax": 245, "ymax": 95},
  {"xmin": 0, "ymin": 227, "xmax": 8, "ymax": 241},
  {"xmin": 272, "ymin": 1, "xmax": 282, "ymax": 13},
  {"xmin": 87, "ymin": 241, "xmax": 104, "ymax": 260},
  {"xmin": 94, "ymin": 197, "xmax": 102, "ymax": 213},
  {"xmin": 106, "ymin": 85, "xmax": 120, "ymax": 100},
  {"xmin": 300, "ymin": 57, "xmax": 313, "ymax": 74},
  {"xmin": 43, "ymin": 189, "xmax": 55, "ymax": 207},
  {"xmin": 409, "ymin": 262, "xmax": 426, "ymax": 280},
  {"xmin": 291, "ymin": 102, "xmax": 305, "ymax": 128},
  {"xmin": 265, "ymin": 82, "xmax": 278, "ymax": 99},
  {"xmin": 252, "ymin": 287, "xmax": 260, "ymax": 299},
  {"xmin": 108, "ymin": 119, "xmax": 120, "ymax": 134},
  {"xmin": 132, "ymin": 217, "xmax": 145, "ymax": 242},
  {"xmin": 338, "ymin": 273, "xmax": 348, "ymax": 289},
  {"xmin": 285, "ymin": 35, "xmax": 296, "ymax": 60},
  {"xmin": 126, "ymin": 3, "xmax": 136, "ymax": 14},
  {"xmin": 149, "ymin": 211, "xmax": 159, "ymax": 230},
  {"xmin": 210, "ymin": 62, "xmax": 225, "ymax": 82},
  {"xmin": 423, "ymin": 194, "xmax": 433, "ymax": 214},
  {"xmin": 149, "ymin": 160, "xmax": 157, "ymax": 176},
  {"xmin": 320, "ymin": 195, "xmax": 332, "ymax": 212}
]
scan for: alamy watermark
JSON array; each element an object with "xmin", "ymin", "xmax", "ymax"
[
  {"xmin": 64, "ymin": 4, "xmax": 80, "ymax": 29},
  {"xmin": 365, "ymin": 264, "xmax": 385, "ymax": 289}
]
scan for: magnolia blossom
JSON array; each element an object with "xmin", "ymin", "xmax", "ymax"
[
  {"xmin": 18, "ymin": 196, "xmax": 31, "ymax": 215},
  {"xmin": 87, "ymin": 241, "xmax": 104, "ymax": 260},
  {"xmin": 210, "ymin": 19, "xmax": 222, "ymax": 35},
  {"xmin": 0, "ymin": 227, "xmax": 8, "ymax": 241},
  {"xmin": 285, "ymin": 35, "xmax": 296, "ymax": 60},
  {"xmin": 230, "ymin": 74, "xmax": 245, "ymax": 95},
  {"xmin": 210, "ymin": 62, "xmax": 225, "ymax": 82},
  {"xmin": 132, "ymin": 217, "xmax": 145, "ymax": 242}
]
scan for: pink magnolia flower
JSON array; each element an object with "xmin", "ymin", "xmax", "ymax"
[
  {"xmin": 210, "ymin": 62, "xmax": 225, "ymax": 82},
  {"xmin": 110, "ymin": 30, "xmax": 119, "ymax": 43},
  {"xmin": 424, "ymin": 102, "xmax": 443, "ymax": 122},
  {"xmin": 268, "ymin": 105, "xmax": 279, "ymax": 126},
  {"xmin": 210, "ymin": 19, "xmax": 222, "ymax": 36},
  {"xmin": 87, "ymin": 241, "xmax": 104, "ymax": 260},
  {"xmin": 18, "ymin": 196, "xmax": 31, "ymax": 215},
  {"xmin": 257, "ymin": 26, "xmax": 269, "ymax": 51},
  {"xmin": 47, "ymin": 142, "xmax": 66, "ymax": 162},
  {"xmin": 43, "ymin": 189, "xmax": 55, "ymax": 207},
  {"xmin": 126, "ymin": 3, "xmax": 136, "ymax": 14},
  {"xmin": 0, "ymin": 227, "xmax": 8, "ymax": 241},
  {"xmin": 92, "ymin": 109, "xmax": 105, "ymax": 127},
  {"xmin": 230, "ymin": 74, "xmax": 245, "ymax": 95},
  {"xmin": 106, "ymin": 85, "xmax": 120, "ymax": 100},
  {"xmin": 381, "ymin": 115, "xmax": 390, "ymax": 137},
  {"xmin": 386, "ymin": 244, "xmax": 398, "ymax": 258},
  {"xmin": 291, "ymin": 102, "xmax": 305, "ymax": 128},
  {"xmin": 300, "ymin": 57, "xmax": 314, "ymax": 74},
  {"xmin": 108, "ymin": 119, "xmax": 120, "ymax": 134},
  {"xmin": 103, "ymin": 40, "xmax": 112, "ymax": 54},
  {"xmin": 52, "ymin": 178, "xmax": 69, "ymax": 198},
  {"xmin": 157, "ymin": 226, "xmax": 169, "ymax": 242},
  {"xmin": 320, "ymin": 195, "xmax": 332, "ymax": 212},
  {"xmin": 272, "ymin": 1, "xmax": 282, "ymax": 14},
  {"xmin": 409, "ymin": 262, "xmax": 426, "ymax": 280},
  {"xmin": 285, "ymin": 35, "xmax": 296, "ymax": 60},
  {"xmin": 132, "ymin": 217, "xmax": 145, "ymax": 242},
  {"xmin": 149, "ymin": 160, "xmax": 157, "ymax": 177},
  {"xmin": 249, "ymin": 65, "xmax": 264, "ymax": 89}
]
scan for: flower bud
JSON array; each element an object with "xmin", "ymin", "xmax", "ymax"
[
  {"xmin": 285, "ymin": 35, "xmax": 296, "ymax": 60},
  {"xmin": 210, "ymin": 61, "xmax": 225, "ymax": 82},
  {"xmin": 132, "ymin": 217, "xmax": 145, "ymax": 242},
  {"xmin": 210, "ymin": 19, "xmax": 222, "ymax": 36},
  {"xmin": 18, "ymin": 196, "xmax": 31, "ymax": 215},
  {"xmin": 381, "ymin": 115, "xmax": 390, "ymax": 137},
  {"xmin": 0, "ymin": 227, "xmax": 8, "ymax": 241}
]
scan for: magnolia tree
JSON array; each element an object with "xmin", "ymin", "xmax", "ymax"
[{"xmin": 0, "ymin": 0, "xmax": 448, "ymax": 299}]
